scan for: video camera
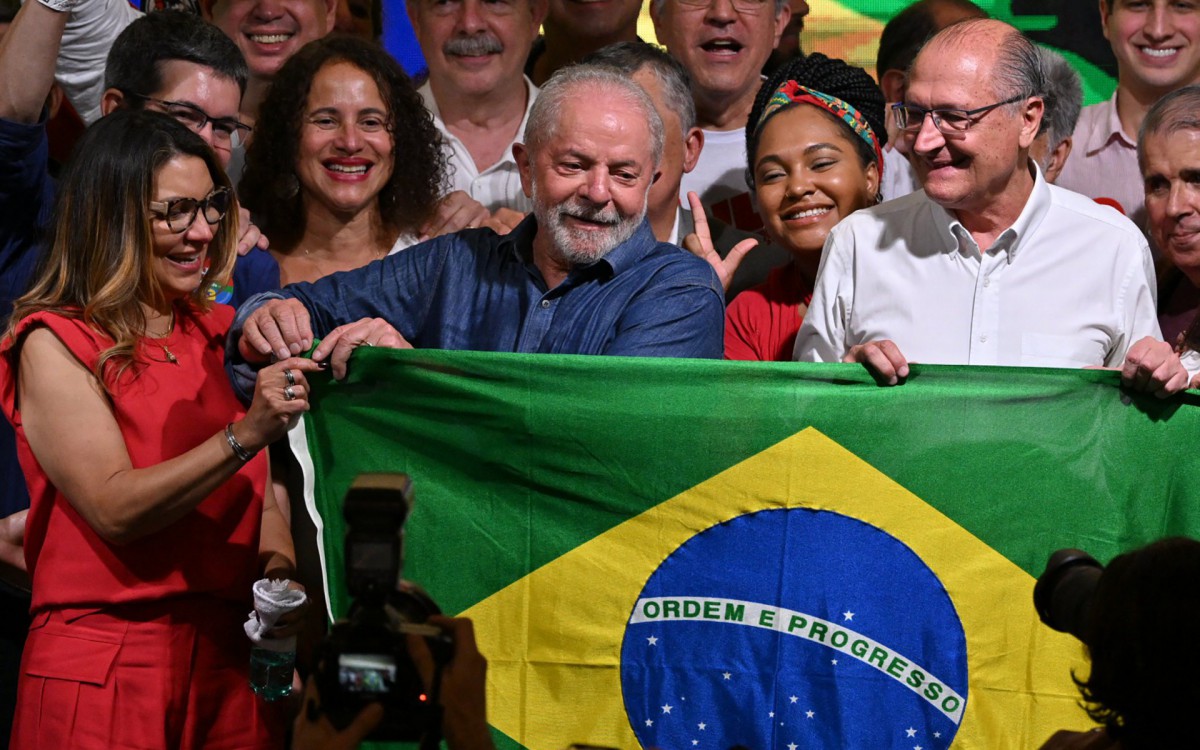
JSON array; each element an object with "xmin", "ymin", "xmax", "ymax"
[
  {"xmin": 1032, "ymin": 548, "xmax": 1104, "ymax": 642},
  {"xmin": 314, "ymin": 473, "xmax": 452, "ymax": 745}
]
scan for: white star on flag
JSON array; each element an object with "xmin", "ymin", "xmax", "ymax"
[
  {"xmin": 647, "ymin": 636, "xmax": 658, "ymax": 646},
  {"xmin": 843, "ymin": 611, "xmax": 855, "ymax": 621},
  {"xmin": 906, "ymin": 728, "xmax": 917, "ymax": 738},
  {"xmin": 789, "ymin": 695, "xmax": 798, "ymax": 704},
  {"xmin": 805, "ymin": 710, "xmax": 815, "ymax": 719},
  {"xmin": 691, "ymin": 741, "xmax": 698, "ymax": 747},
  {"xmin": 934, "ymin": 733, "xmax": 941, "ymax": 739},
  {"xmin": 788, "ymin": 744, "xmax": 798, "ymax": 750},
  {"xmin": 698, "ymin": 722, "xmax": 706, "ymax": 730},
  {"xmin": 768, "ymin": 712, "xmax": 775, "ymax": 718},
  {"xmin": 644, "ymin": 719, "xmax": 653, "ymax": 727},
  {"xmin": 915, "ymin": 746, "xmax": 923, "ymax": 750},
  {"xmin": 722, "ymin": 672, "xmax": 731, "ymax": 680},
  {"xmin": 662, "ymin": 704, "xmax": 672, "ymax": 714},
  {"xmin": 831, "ymin": 659, "xmax": 838, "ymax": 665}
]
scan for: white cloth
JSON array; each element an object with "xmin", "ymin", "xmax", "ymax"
[
  {"xmin": 244, "ymin": 578, "xmax": 307, "ymax": 651},
  {"xmin": 678, "ymin": 126, "xmax": 748, "ymax": 206},
  {"xmin": 390, "ymin": 232, "xmax": 417, "ymax": 254},
  {"xmin": 794, "ymin": 164, "xmax": 1162, "ymax": 368},
  {"xmin": 418, "ymin": 77, "xmax": 536, "ymax": 214},
  {"xmin": 880, "ymin": 145, "xmax": 919, "ymax": 202},
  {"xmin": 55, "ymin": 0, "xmax": 141, "ymax": 124},
  {"xmin": 668, "ymin": 206, "xmax": 685, "ymax": 247}
]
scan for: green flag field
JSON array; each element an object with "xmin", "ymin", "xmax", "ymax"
[{"xmin": 293, "ymin": 350, "xmax": 1200, "ymax": 750}]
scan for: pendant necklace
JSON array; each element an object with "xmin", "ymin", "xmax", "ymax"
[{"xmin": 149, "ymin": 312, "xmax": 178, "ymax": 364}]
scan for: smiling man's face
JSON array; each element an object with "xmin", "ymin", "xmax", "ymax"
[
  {"xmin": 652, "ymin": 0, "xmax": 790, "ymax": 122},
  {"xmin": 203, "ymin": 0, "xmax": 337, "ymax": 81},
  {"xmin": 1102, "ymin": 0, "xmax": 1200, "ymax": 99}
]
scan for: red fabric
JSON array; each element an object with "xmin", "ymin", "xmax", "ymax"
[
  {"xmin": 12, "ymin": 601, "xmax": 284, "ymax": 749},
  {"xmin": 0, "ymin": 304, "xmax": 266, "ymax": 612},
  {"xmin": 724, "ymin": 263, "xmax": 812, "ymax": 361},
  {"xmin": 0, "ymin": 305, "xmax": 279, "ymax": 749}
]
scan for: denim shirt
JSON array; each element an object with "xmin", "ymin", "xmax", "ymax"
[{"xmin": 226, "ymin": 216, "xmax": 724, "ymax": 400}]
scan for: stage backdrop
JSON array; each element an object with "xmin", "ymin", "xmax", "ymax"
[{"xmin": 293, "ymin": 350, "xmax": 1200, "ymax": 750}]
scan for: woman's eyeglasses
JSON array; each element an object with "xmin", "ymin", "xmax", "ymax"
[{"xmin": 149, "ymin": 187, "xmax": 232, "ymax": 233}]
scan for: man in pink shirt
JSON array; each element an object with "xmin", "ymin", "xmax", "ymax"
[{"xmin": 1057, "ymin": 0, "xmax": 1200, "ymax": 234}]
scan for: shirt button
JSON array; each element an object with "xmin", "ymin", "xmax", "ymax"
[
  {"xmin": 541, "ymin": 300, "xmax": 551, "ymax": 308},
  {"xmin": 980, "ymin": 335, "xmax": 988, "ymax": 343},
  {"xmin": 983, "ymin": 278, "xmax": 990, "ymax": 287}
]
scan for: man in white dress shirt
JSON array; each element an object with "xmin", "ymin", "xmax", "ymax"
[
  {"xmin": 407, "ymin": 0, "xmax": 546, "ymax": 225},
  {"xmin": 794, "ymin": 19, "xmax": 1189, "ymax": 397}
]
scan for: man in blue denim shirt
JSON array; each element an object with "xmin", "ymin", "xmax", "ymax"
[{"xmin": 227, "ymin": 65, "xmax": 724, "ymax": 400}]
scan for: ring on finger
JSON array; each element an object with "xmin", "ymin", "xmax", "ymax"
[
  {"xmin": 284, "ymin": 385, "xmax": 296, "ymax": 401},
  {"xmin": 284, "ymin": 369, "xmax": 296, "ymax": 387}
]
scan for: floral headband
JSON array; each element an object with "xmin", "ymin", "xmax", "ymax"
[{"xmin": 755, "ymin": 80, "xmax": 883, "ymax": 179}]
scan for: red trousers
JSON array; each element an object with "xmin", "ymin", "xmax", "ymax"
[{"xmin": 10, "ymin": 598, "xmax": 285, "ymax": 749}]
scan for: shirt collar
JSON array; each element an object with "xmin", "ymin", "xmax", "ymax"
[
  {"xmin": 1081, "ymin": 92, "xmax": 1135, "ymax": 154},
  {"xmin": 929, "ymin": 159, "xmax": 1051, "ymax": 264}
]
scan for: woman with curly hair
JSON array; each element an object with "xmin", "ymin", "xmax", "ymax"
[
  {"xmin": 0, "ymin": 109, "xmax": 319, "ymax": 748},
  {"xmin": 687, "ymin": 53, "xmax": 887, "ymax": 361},
  {"xmin": 232, "ymin": 35, "xmax": 451, "ymax": 306}
]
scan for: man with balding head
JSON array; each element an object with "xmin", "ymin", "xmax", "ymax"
[
  {"xmin": 874, "ymin": 0, "xmax": 987, "ymax": 200},
  {"xmin": 408, "ymin": 0, "xmax": 546, "ymax": 220},
  {"xmin": 796, "ymin": 19, "xmax": 1189, "ymax": 396},
  {"xmin": 227, "ymin": 65, "xmax": 724, "ymax": 397}
]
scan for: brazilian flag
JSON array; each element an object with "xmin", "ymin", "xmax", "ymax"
[{"xmin": 294, "ymin": 350, "xmax": 1200, "ymax": 750}]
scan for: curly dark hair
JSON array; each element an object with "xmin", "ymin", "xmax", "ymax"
[
  {"xmin": 746, "ymin": 52, "xmax": 887, "ymax": 189},
  {"xmin": 240, "ymin": 34, "xmax": 445, "ymax": 251},
  {"xmin": 1077, "ymin": 536, "xmax": 1200, "ymax": 748}
]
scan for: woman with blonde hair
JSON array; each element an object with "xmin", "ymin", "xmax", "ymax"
[{"xmin": 0, "ymin": 109, "xmax": 319, "ymax": 749}]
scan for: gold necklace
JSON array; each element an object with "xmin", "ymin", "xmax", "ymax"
[{"xmin": 147, "ymin": 312, "xmax": 178, "ymax": 364}]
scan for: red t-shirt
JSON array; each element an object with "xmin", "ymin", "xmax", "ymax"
[
  {"xmin": 724, "ymin": 264, "xmax": 813, "ymax": 362},
  {"xmin": 0, "ymin": 305, "xmax": 266, "ymax": 613}
]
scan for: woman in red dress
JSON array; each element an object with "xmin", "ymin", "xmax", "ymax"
[{"xmin": 0, "ymin": 110, "xmax": 321, "ymax": 749}]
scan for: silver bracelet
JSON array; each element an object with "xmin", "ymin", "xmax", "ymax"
[
  {"xmin": 225, "ymin": 422, "xmax": 257, "ymax": 463},
  {"xmin": 35, "ymin": 0, "xmax": 77, "ymax": 13}
]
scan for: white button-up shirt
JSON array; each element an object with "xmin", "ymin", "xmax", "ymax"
[
  {"xmin": 418, "ymin": 78, "xmax": 537, "ymax": 214},
  {"xmin": 795, "ymin": 165, "xmax": 1161, "ymax": 368}
]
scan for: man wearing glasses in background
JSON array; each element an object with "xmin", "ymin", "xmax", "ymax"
[
  {"xmin": 794, "ymin": 19, "xmax": 1193, "ymax": 397},
  {"xmin": 652, "ymin": 0, "xmax": 791, "ymax": 232}
]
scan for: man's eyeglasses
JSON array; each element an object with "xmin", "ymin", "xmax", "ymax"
[
  {"xmin": 126, "ymin": 92, "xmax": 252, "ymax": 149},
  {"xmin": 149, "ymin": 187, "xmax": 231, "ymax": 233},
  {"xmin": 892, "ymin": 95, "xmax": 1027, "ymax": 136},
  {"xmin": 676, "ymin": 0, "xmax": 772, "ymax": 14}
]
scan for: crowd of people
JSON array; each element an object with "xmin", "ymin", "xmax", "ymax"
[{"xmin": 0, "ymin": 0, "xmax": 1199, "ymax": 747}]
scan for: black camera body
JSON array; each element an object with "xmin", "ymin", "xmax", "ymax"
[
  {"xmin": 1033, "ymin": 547, "xmax": 1104, "ymax": 642},
  {"xmin": 314, "ymin": 473, "xmax": 452, "ymax": 743}
]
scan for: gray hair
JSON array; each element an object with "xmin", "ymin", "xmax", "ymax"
[
  {"xmin": 651, "ymin": 0, "xmax": 791, "ymax": 15},
  {"xmin": 525, "ymin": 64, "xmax": 666, "ymax": 169},
  {"xmin": 1036, "ymin": 46, "xmax": 1082, "ymax": 151},
  {"xmin": 1138, "ymin": 84, "xmax": 1200, "ymax": 172},
  {"xmin": 583, "ymin": 41, "xmax": 697, "ymax": 134},
  {"xmin": 923, "ymin": 18, "xmax": 1045, "ymax": 120}
]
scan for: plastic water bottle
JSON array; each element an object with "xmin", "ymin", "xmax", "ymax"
[{"xmin": 249, "ymin": 637, "xmax": 296, "ymax": 701}]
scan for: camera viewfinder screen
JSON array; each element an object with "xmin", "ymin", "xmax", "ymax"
[{"xmin": 338, "ymin": 653, "xmax": 397, "ymax": 694}]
